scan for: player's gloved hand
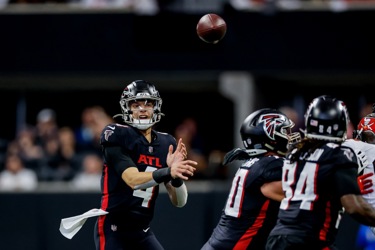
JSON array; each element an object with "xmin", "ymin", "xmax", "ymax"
[
  {"xmin": 357, "ymin": 172, "xmax": 374, "ymax": 195},
  {"xmin": 223, "ymin": 148, "xmax": 251, "ymax": 165}
]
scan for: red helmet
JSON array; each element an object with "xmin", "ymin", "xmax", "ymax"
[{"xmin": 356, "ymin": 114, "xmax": 375, "ymax": 144}]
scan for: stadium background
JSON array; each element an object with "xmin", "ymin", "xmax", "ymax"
[{"xmin": 0, "ymin": 2, "xmax": 374, "ymax": 249}]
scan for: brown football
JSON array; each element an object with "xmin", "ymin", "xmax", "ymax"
[{"xmin": 196, "ymin": 13, "xmax": 227, "ymax": 44}]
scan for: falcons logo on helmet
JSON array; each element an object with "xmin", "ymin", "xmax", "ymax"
[
  {"xmin": 121, "ymin": 87, "xmax": 133, "ymax": 98},
  {"xmin": 259, "ymin": 114, "xmax": 285, "ymax": 140}
]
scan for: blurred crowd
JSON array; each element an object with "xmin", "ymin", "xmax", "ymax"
[{"xmin": 0, "ymin": 106, "xmax": 112, "ymax": 192}]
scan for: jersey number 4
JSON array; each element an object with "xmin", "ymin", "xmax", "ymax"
[{"xmin": 133, "ymin": 166, "xmax": 157, "ymax": 208}]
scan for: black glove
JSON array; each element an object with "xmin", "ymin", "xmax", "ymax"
[{"xmin": 223, "ymin": 148, "xmax": 251, "ymax": 165}]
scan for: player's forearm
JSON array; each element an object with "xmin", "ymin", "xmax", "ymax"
[
  {"xmin": 130, "ymin": 168, "xmax": 172, "ymax": 190},
  {"xmin": 343, "ymin": 194, "xmax": 375, "ymax": 226},
  {"xmin": 123, "ymin": 170, "xmax": 155, "ymax": 189},
  {"xmin": 349, "ymin": 203, "xmax": 375, "ymax": 226}
]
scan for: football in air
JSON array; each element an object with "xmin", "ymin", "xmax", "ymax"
[{"xmin": 196, "ymin": 13, "xmax": 227, "ymax": 44}]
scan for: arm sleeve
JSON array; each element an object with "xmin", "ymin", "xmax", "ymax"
[
  {"xmin": 166, "ymin": 179, "xmax": 188, "ymax": 208},
  {"xmin": 174, "ymin": 182, "xmax": 188, "ymax": 208}
]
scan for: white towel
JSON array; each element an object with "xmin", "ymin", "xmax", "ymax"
[{"xmin": 59, "ymin": 208, "xmax": 108, "ymax": 239}]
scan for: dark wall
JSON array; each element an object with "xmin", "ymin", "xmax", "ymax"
[
  {"xmin": 0, "ymin": 191, "xmax": 361, "ymax": 250},
  {"xmin": 1, "ymin": 8, "xmax": 375, "ymax": 73},
  {"xmin": 2, "ymin": 8, "xmax": 375, "ymax": 142},
  {"xmin": 1, "ymin": 8, "xmax": 375, "ymax": 145}
]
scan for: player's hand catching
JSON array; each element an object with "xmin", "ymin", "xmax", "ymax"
[
  {"xmin": 167, "ymin": 138, "xmax": 197, "ymax": 180},
  {"xmin": 357, "ymin": 172, "xmax": 374, "ymax": 195}
]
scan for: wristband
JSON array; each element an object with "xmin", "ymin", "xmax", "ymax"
[
  {"xmin": 152, "ymin": 167, "xmax": 172, "ymax": 183},
  {"xmin": 171, "ymin": 178, "xmax": 183, "ymax": 187}
]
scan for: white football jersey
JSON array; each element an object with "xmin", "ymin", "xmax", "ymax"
[{"xmin": 343, "ymin": 139, "xmax": 375, "ymax": 208}]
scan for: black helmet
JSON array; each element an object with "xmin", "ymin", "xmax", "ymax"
[
  {"xmin": 304, "ymin": 95, "xmax": 349, "ymax": 142},
  {"xmin": 116, "ymin": 80, "xmax": 164, "ymax": 130},
  {"xmin": 240, "ymin": 108, "xmax": 300, "ymax": 156}
]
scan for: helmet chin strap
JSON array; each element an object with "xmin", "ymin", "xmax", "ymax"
[
  {"xmin": 133, "ymin": 118, "xmax": 152, "ymax": 124},
  {"xmin": 132, "ymin": 118, "xmax": 154, "ymax": 130}
]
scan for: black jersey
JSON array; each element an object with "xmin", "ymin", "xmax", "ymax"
[
  {"xmin": 202, "ymin": 155, "xmax": 283, "ymax": 250},
  {"xmin": 98, "ymin": 123, "xmax": 176, "ymax": 229},
  {"xmin": 269, "ymin": 142, "xmax": 360, "ymax": 247}
]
